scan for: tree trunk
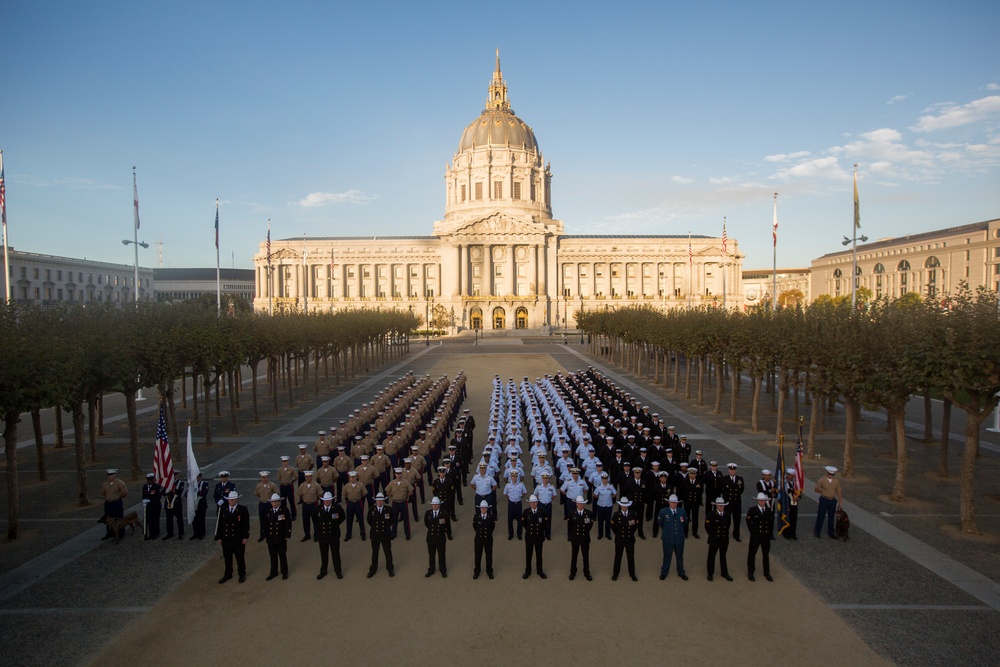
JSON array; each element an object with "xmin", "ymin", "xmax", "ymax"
[
  {"xmin": 31, "ymin": 408, "xmax": 47, "ymax": 482},
  {"xmin": 88, "ymin": 395, "xmax": 98, "ymax": 463},
  {"xmin": 713, "ymin": 359, "xmax": 724, "ymax": 414},
  {"xmin": 807, "ymin": 392, "xmax": 820, "ymax": 458},
  {"xmin": 889, "ymin": 407, "xmax": 907, "ymax": 501},
  {"xmin": 750, "ymin": 375, "xmax": 763, "ymax": 432},
  {"xmin": 54, "ymin": 408, "xmax": 65, "ymax": 448},
  {"xmin": 250, "ymin": 360, "xmax": 260, "ymax": 424},
  {"xmin": 166, "ymin": 384, "xmax": 180, "ymax": 452},
  {"xmin": 125, "ymin": 390, "xmax": 140, "ymax": 481},
  {"xmin": 287, "ymin": 356, "xmax": 295, "ymax": 408},
  {"xmin": 271, "ymin": 357, "xmax": 280, "ymax": 415},
  {"xmin": 72, "ymin": 402, "xmax": 89, "ymax": 506},
  {"xmin": 843, "ymin": 398, "xmax": 857, "ymax": 477},
  {"xmin": 696, "ymin": 356, "xmax": 705, "ymax": 406},
  {"xmin": 227, "ymin": 368, "xmax": 239, "ymax": 435},
  {"xmin": 775, "ymin": 369, "xmax": 787, "ymax": 441},
  {"xmin": 939, "ymin": 398, "xmax": 952, "ymax": 477},
  {"xmin": 315, "ymin": 349, "xmax": 321, "ymax": 396},
  {"xmin": 214, "ymin": 369, "xmax": 222, "ymax": 416},
  {"xmin": 792, "ymin": 378, "xmax": 800, "ymax": 423},
  {"xmin": 923, "ymin": 390, "xmax": 934, "ymax": 443},
  {"xmin": 203, "ymin": 373, "xmax": 213, "ymax": 446},
  {"xmin": 684, "ymin": 355, "xmax": 693, "ymax": 400},
  {"xmin": 729, "ymin": 367, "xmax": 739, "ymax": 421},
  {"xmin": 191, "ymin": 373, "xmax": 199, "ymax": 424},
  {"xmin": 98, "ymin": 394, "xmax": 105, "ymax": 436},
  {"xmin": 181, "ymin": 371, "xmax": 187, "ymax": 409},
  {"xmin": 5, "ymin": 412, "xmax": 20, "ymax": 540},
  {"xmin": 960, "ymin": 412, "xmax": 983, "ymax": 534},
  {"xmin": 733, "ymin": 367, "xmax": 741, "ymax": 400},
  {"xmin": 672, "ymin": 352, "xmax": 680, "ymax": 394}
]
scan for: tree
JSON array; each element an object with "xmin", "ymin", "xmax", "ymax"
[
  {"xmin": 429, "ymin": 303, "xmax": 450, "ymax": 331},
  {"xmin": 778, "ymin": 289, "xmax": 805, "ymax": 308}
]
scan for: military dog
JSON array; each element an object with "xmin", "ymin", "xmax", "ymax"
[
  {"xmin": 835, "ymin": 509, "xmax": 850, "ymax": 541},
  {"xmin": 98, "ymin": 512, "xmax": 143, "ymax": 542}
]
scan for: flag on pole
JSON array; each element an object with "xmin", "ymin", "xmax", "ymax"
[
  {"xmin": 688, "ymin": 233, "xmax": 693, "ymax": 266},
  {"xmin": 266, "ymin": 218, "xmax": 272, "ymax": 264},
  {"xmin": 721, "ymin": 219, "xmax": 728, "ymax": 256},
  {"xmin": 853, "ymin": 167, "xmax": 861, "ymax": 229},
  {"xmin": 214, "ymin": 204, "xmax": 220, "ymax": 249},
  {"xmin": 772, "ymin": 198, "xmax": 779, "ymax": 247},
  {"xmin": 133, "ymin": 171, "xmax": 140, "ymax": 230},
  {"xmin": 185, "ymin": 424, "xmax": 201, "ymax": 524},
  {"xmin": 0, "ymin": 151, "xmax": 7, "ymax": 230},
  {"xmin": 153, "ymin": 406, "xmax": 175, "ymax": 492},
  {"xmin": 775, "ymin": 435, "xmax": 791, "ymax": 536},
  {"xmin": 794, "ymin": 420, "xmax": 805, "ymax": 494}
]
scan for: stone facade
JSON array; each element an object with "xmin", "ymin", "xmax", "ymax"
[
  {"xmin": 253, "ymin": 54, "xmax": 742, "ymax": 328},
  {"xmin": 2, "ymin": 248, "xmax": 153, "ymax": 306}
]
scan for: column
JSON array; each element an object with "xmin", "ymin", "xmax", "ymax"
[
  {"xmin": 458, "ymin": 244, "xmax": 466, "ymax": 297},
  {"xmin": 528, "ymin": 243, "xmax": 537, "ymax": 295},
  {"xmin": 509, "ymin": 244, "xmax": 516, "ymax": 296},
  {"xmin": 488, "ymin": 244, "xmax": 495, "ymax": 296}
]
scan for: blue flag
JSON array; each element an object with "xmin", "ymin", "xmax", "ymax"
[{"xmin": 775, "ymin": 436, "xmax": 791, "ymax": 535}]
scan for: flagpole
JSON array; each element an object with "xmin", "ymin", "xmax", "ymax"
[
  {"xmin": 132, "ymin": 167, "xmax": 140, "ymax": 305},
  {"xmin": 267, "ymin": 218, "xmax": 273, "ymax": 316},
  {"xmin": 1, "ymin": 150, "xmax": 10, "ymax": 304},
  {"xmin": 851, "ymin": 164, "xmax": 860, "ymax": 310},
  {"xmin": 302, "ymin": 234, "xmax": 308, "ymax": 314},
  {"xmin": 721, "ymin": 217, "xmax": 727, "ymax": 311},
  {"xmin": 215, "ymin": 198, "xmax": 221, "ymax": 315},
  {"xmin": 772, "ymin": 193, "xmax": 778, "ymax": 312},
  {"xmin": 687, "ymin": 231, "xmax": 692, "ymax": 310}
]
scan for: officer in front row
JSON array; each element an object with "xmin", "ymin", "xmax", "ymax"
[
  {"xmin": 611, "ymin": 496, "xmax": 638, "ymax": 581},
  {"xmin": 746, "ymin": 491, "xmax": 774, "ymax": 582},
  {"xmin": 163, "ymin": 476, "xmax": 186, "ymax": 540},
  {"xmin": 263, "ymin": 493, "xmax": 292, "ymax": 580},
  {"xmin": 367, "ymin": 493, "xmax": 395, "ymax": 578},
  {"xmin": 473, "ymin": 500, "xmax": 496, "ymax": 579},
  {"xmin": 706, "ymin": 496, "xmax": 732, "ymax": 582},
  {"xmin": 424, "ymin": 496, "xmax": 452, "ymax": 578},
  {"xmin": 316, "ymin": 491, "xmax": 346, "ymax": 580},
  {"xmin": 567, "ymin": 495, "xmax": 594, "ymax": 581},
  {"xmin": 215, "ymin": 491, "xmax": 250, "ymax": 584},
  {"xmin": 522, "ymin": 495, "xmax": 548, "ymax": 579}
]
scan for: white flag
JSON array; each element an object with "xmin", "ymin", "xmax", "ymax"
[{"xmin": 185, "ymin": 425, "xmax": 201, "ymax": 524}]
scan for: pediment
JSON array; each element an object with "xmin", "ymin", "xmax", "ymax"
[
  {"xmin": 270, "ymin": 247, "xmax": 301, "ymax": 260},
  {"xmin": 453, "ymin": 212, "xmax": 543, "ymax": 237}
]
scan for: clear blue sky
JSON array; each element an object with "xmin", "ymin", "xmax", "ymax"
[{"xmin": 2, "ymin": 1, "xmax": 998, "ymax": 271}]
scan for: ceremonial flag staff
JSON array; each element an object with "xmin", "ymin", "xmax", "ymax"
[
  {"xmin": 721, "ymin": 217, "xmax": 728, "ymax": 310},
  {"xmin": 772, "ymin": 193, "xmax": 778, "ymax": 311},
  {"xmin": 266, "ymin": 218, "xmax": 273, "ymax": 315},
  {"xmin": 215, "ymin": 199, "xmax": 221, "ymax": 315},
  {"xmin": 687, "ymin": 231, "xmax": 693, "ymax": 310}
]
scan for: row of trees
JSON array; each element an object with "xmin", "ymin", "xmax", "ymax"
[
  {"xmin": 578, "ymin": 285, "xmax": 1000, "ymax": 534},
  {"xmin": 0, "ymin": 302, "xmax": 419, "ymax": 540}
]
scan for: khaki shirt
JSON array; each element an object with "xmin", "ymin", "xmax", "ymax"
[
  {"xmin": 101, "ymin": 478, "xmax": 128, "ymax": 501},
  {"xmin": 297, "ymin": 481, "xmax": 321, "ymax": 504},
  {"xmin": 316, "ymin": 466, "xmax": 338, "ymax": 487},
  {"xmin": 814, "ymin": 476, "xmax": 842, "ymax": 501},
  {"xmin": 295, "ymin": 453, "xmax": 315, "ymax": 472},
  {"xmin": 385, "ymin": 478, "xmax": 413, "ymax": 502},
  {"xmin": 370, "ymin": 453, "xmax": 390, "ymax": 474},
  {"xmin": 314, "ymin": 437, "xmax": 331, "ymax": 459},
  {"xmin": 277, "ymin": 466, "xmax": 296, "ymax": 486},
  {"xmin": 355, "ymin": 465, "xmax": 378, "ymax": 486},
  {"xmin": 342, "ymin": 482, "xmax": 366, "ymax": 502},
  {"xmin": 254, "ymin": 480, "xmax": 278, "ymax": 502},
  {"xmin": 333, "ymin": 454, "xmax": 353, "ymax": 474},
  {"xmin": 402, "ymin": 468, "xmax": 422, "ymax": 488}
]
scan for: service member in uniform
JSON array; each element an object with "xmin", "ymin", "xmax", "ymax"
[
  {"xmin": 424, "ymin": 496, "xmax": 452, "ymax": 577},
  {"xmin": 254, "ymin": 471, "xmax": 279, "ymax": 542},
  {"xmin": 657, "ymin": 494, "xmax": 688, "ymax": 580},
  {"xmin": 316, "ymin": 457, "xmax": 339, "ymax": 498},
  {"xmin": 163, "ymin": 476, "xmax": 186, "ymax": 540},
  {"xmin": 296, "ymin": 470, "xmax": 322, "ymax": 541},
  {"xmin": 611, "ymin": 497, "xmax": 638, "ymax": 581},
  {"xmin": 342, "ymin": 471, "xmax": 367, "ymax": 542},
  {"xmin": 472, "ymin": 500, "xmax": 496, "ymax": 579},
  {"xmin": 746, "ymin": 492, "xmax": 773, "ymax": 581},
  {"xmin": 386, "ymin": 467, "xmax": 414, "ymax": 540},
  {"xmin": 783, "ymin": 467, "xmax": 800, "ymax": 540},
  {"xmin": 190, "ymin": 472, "xmax": 209, "ymax": 540},
  {"xmin": 316, "ymin": 491, "xmax": 346, "ymax": 580},
  {"xmin": 706, "ymin": 497, "xmax": 732, "ymax": 581},
  {"xmin": 502, "ymin": 470, "xmax": 527, "ymax": 540},
  {"xmin": 100, "ymin": 469, "xmax": 129, "ymax": 540},
  {"xmin": 277, "ymin": 457, "xmax": 297, "ymax": 520},
  {"xmin": 263, "ymin": 493, "xmax": 292, "ymax": 580},
  {"xmin": 214, "ymin": 490, "xmax": 250, "ymax": 584},
  {"xmin": 367, "ymin": 493, "xmax": 395, "ymax": 578},
  {"xmin": 295, "ymin": 444, "xmax": 315, "ymax": 485},
  {"xmin": 522, "ymin": 495, "xmax": 548, "ymax": 579},
  {"xmin": 681, "ymin": 466, "xmax": 703, "ymax": 538},
  {"xmin": 722, "ymin": 463, "xmax": 745, "ymax": 541},
  {"xmin": 567, "ymin": 495, "xmax": 594, "ymax": 581},
  {"xmin": 814, "ymin": 466, "xmax": 843, "ymax": 539},
  {"xmin": 213, "ymin": 471, "xmax": 237, "ymax": 516},
  {"xmin": 142, "ymin": 473, "xmax": 164, "ymax": 540}
]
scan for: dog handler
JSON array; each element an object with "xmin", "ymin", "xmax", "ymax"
[
  {"xmin": 100, "ymin": 469, "xmax": 129, "ymax": 540},
  {"xmin": 814, "ymin": 466, "xmax": 843, "ymax": 539}
]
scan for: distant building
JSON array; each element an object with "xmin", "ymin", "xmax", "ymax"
[
  {"xmin": 741, "ymin": 268, "xmax": 811, "ymax": 307},
  {"xmin": 811, "ymin": 218, "xmax": 1000, "ymax": 301},
  {"xmin": 252, "ymin": 54, "xmax": 743, "ymax": 328},
  {"xmin": 153, "ymin": 268, "xmax": 255, "ymax": 303},
  {"xmin": 1, "ymin": 248, "xmax": 153, "ymax": 306}
]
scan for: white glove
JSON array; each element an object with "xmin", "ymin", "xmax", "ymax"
[
  {"xmin": 217, "ymin": 499, "xmax": 224, "ymax": 506},
  {"xmin": 142, "ymin": 499, "xmax": 150, "ymax": 505}
]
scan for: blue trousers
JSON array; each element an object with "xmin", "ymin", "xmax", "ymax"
[
  {"xmin": 345, "ymin": 500, "xmax": 366, "ymax": 539},
  {"xmin": 507, "ymin": 500, "xmax": 523, "ymax": 538},
  {"xmin": 815, "ymin": 496, "xmax": 838, "ymax": 537},
  {"xmin": 661, "ymin": 540, "xmax": 685, "ymax": 576}
]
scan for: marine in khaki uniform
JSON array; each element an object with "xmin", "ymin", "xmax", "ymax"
[
  {"xmin": 254, "ymin": 471, "xmax": 279, "ymax": 542},
  {"xmin": 401, "ymin": 458, "xmax": 423, "ymax": 520},
  {"xmin": 385, "ymin": 468, "xmax": 415, "ymax": 539},
  {"xmin": 342, "ymin": 471, "xmax": 367, "ymax": 541},
  {"xmin": 355, "ymin": 456, "xmax": 378, "ymax": 501},
  {"xmin": 315, "ymin": 457, "xmax": 339, "ymax": 496},
  {"xmin": 277, "ymin": 456, "xmax": 297, "ymax": 520},
  {"xmin": 370, "ymin": 445, "xmax": 391, "ymax": 491},
  {"xmin": 314, "ymin": 431, "xmax": 331, "ymax": 462},
  {"xmin": 332, "ymin": 446, "xmax": 353, "ymax": 499},
  {"xmin": 99, "ymin": 469, "xmax": 129, "ymax": 540},
  {"xmin": 351, "ymin": 436, "xmax": 368, "ymax": 466},
  {"xmin": 295, "ymin": 445, "xmax": 316, "ymax": 485},
  {"xmin": 296, "ymin": 471, "xmax": 322, "ymax": 541},
  {"xmin": 408, "ymin": 445, "xmax": 427, "ymax": 503}
]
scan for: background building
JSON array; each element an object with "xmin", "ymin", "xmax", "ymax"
[
  {"xmin": 811, "ymin": 218, "xmax": 1000, "ymax": 302},
  {"xmin": 253, "ymin": 55, "xmax": 742, "ymax": 328},
  {"xmin": 154, "ymin": 268, "xmax": 255, "ymax": 303},
  {"xmin": 2, "ymin": 248, "xmax": 153, "ymax": 306},
  {"xmin": 742, "ymin": 268, "xmax": 812, "ymax": 307}
]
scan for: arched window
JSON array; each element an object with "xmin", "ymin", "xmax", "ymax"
[
  {"xmin": 470, "ymin": 307, "xmax": 483, "ymax": 330},
  {"xmin": 833, "ymin": 268, "xmax": 843, "ymax": 296},
  {"xmin": 898, "ymin": 260, "xmax": 910, "ymax": 295},
  {"xmin": 515, "ymin": 307, "xmax": 528, "ymax": 329},
  {"xmin": 925, "ymin": 256, "xmax": 941, "ymax": 297},
  {"xmin": 492, "ymin": 306, "xmax": 506, "ymax": 330},
  {"xmin": 874, "ymin": 263, "xmax": 885, "ymax": 296}
]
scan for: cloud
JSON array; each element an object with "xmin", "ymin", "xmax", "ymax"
[
  {"xmin": 709, "ymin": 176, "xmax": 735, "ymax": 185},
  {"xmin": 987, "ymin": 83, "xmax": 1000, "ymax": 91},
  {"xmin": 295, "ymin": 189, "xmax": 377, "ymax": 207},
  {"xmin": 910, "ymin": 95, "xmax": 1000, "ymax": 132},
  {"xmin": 671, "ymin": 175, "xmax": 694, "ymax": 184},
  {"xmin": 771, "ymin": 156, "xmax": 850, "ymax": 182},
  {"xmin": 764, "ymin": 151, "xmax": 811, "ymax": 162},
  {"xmin": 887, "ymin": 94, "xmax": 911, "ymax": 105}
]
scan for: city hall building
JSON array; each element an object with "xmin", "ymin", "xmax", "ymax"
[{"xmin": 253, "ymin": 54, "xmax": 742, "ymax": 329}]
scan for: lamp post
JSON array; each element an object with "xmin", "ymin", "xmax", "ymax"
[
  {"xmin": 563, "ymin": 288, "xmax": 569, "ymax": 335},
  {"xmin": 121, "ymin": 238, "xmax": 149, "ymax": 304},
  {"xmin": 425, "ymin": 290, "xmax": 431, "ymax": 347},
  {"xmin": 579, "ymin": 296, "xmax": 584, "ymax": 344}
]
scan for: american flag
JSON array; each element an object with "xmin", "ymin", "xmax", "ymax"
[
  {"xmin": 153, "ymin": 406, "xmax": 175, "ymax": 492},
  {"xmin": 214, "ymin": 204, "xmax": 219, "ymax": 250},
  {"xmin": 266, "ymin": 218, "xmax": 271, "ymax": 265},
  {"xmin": 688, "ymin": 233, "xmax": 693, "ymax": 266},
  {"xmin": 1, "ymin": 151, "xmax": 7, "ymax": 230},
  {"xmin": 772, "ymin": 195, "xmax": 779, "ymax": 247},
  {"xmin": 794, "ymin": 421, "xmax": 805, "ymax": 493},
  {"xmin": 721, "ymin": 219, "xmax": 728, "ymax": 256},
  {"xmin": 775, "ymin": 435, "xmax": 791, "ymax": 536},
  {"xmin": 133, "ymin": 170, "xmax": 140, "ymax": 230}
]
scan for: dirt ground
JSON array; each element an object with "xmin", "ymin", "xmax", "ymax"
[{"xmin": 88, "ymin": 350, "xmax": 889, "ymax": 666}]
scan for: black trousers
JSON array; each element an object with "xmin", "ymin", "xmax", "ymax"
[
  {"xmin": 319, "ymin": 540, "xmax": 342, "ymax": 575},
  {"xmin": 427, "ymin": 541, "xmax": 447, "ymax": 573},
  {"xmin": 783, "ymin": 504, "xmax": 798, "ymax": 539},
  {"xmin": 301, "ymin": 503, "xmax": 318, "ymax": 538},
  {"xmin": 144, "ymin": 503, "xmax": 161, "ymax": 538},
  {"xmin": 267, "ymin": 540, "xmax": 288, "ymax": 577},
  {"xmin": 570, "ymin": 541, "xmax": 590, "ymax": 576},
  {"xmin": 524, "ymin": 539, "xmax": 544, "ymax": 574},
  {"xmin": 279, "ymin": 484, "xmax": 297, "ymax": 519},
  {"xmin": 684, "ymin": 501, "xmax": 700, "ymax": 536},
  {"xmin": 707, "ymin": 542, "xmax": 729, "ymax": 577},
  {"xmin": 474, "ymin": 538, "xmax": 493, "ymax": 575},
  {"xmin": 726, "ymin": 502, "xmax": 742, "ymax": 539},
  {"xmin": 164, "ymin": 505, "xmax": 184, "ymax": 537},
  {"xmin": 222, "ymin": 541, "xmax": 246, "ymax": 577},
  {"xmin": 258, "ymin": 502, "xmax": 269, "ymax": 539},
  {"xmin": 613, "ymin": 541, "xmax": 635, "ymax": 577},
  {"xmin": 747, "ymin": 537, "xmax": 771, "ymax": 577},
  {"xmin": 370, "ymin": 537, "xmax": 393, "ymax": 573},
  {"xmin": 192, "ymin": 500, "xmax": 207, "ymax": 537}
]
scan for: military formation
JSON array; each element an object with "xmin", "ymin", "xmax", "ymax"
[{"xmin": 103, "ymin": 367, "xmax": 844, "ymax": 584}]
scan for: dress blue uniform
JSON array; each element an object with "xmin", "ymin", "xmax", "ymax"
[{"xmin": 657, "ymin": 503, "xmax": 688, "ymax": 579}]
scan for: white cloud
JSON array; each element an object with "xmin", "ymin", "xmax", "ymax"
[
  {"xmin": 772, "ymin": 156, "xmax": 850, "ymax": 182},
  {"xmin": 709, "ymin": 176, "xmax": 735, "ymax": 185},
  {"xmin": 986, "ymin": 83, "xmax": 1000, "ymax": 91},
  {"xmin": 671, "ymin": 175, "xmax": 694, "ymax": 184},
  {"xmin": 887, "ymin": 94, "xmax": 910, "ymax": 105},
  {"xmin": 295, "ymin": 190, "xmax": 377, "ymax": 207},
  {"xmin": 764, "ymin": 151, "xmax": 811, "ymax": 162},
  {"xmin": 910, "ymin": 95, "xmax": 1000, "ymax": 132}
]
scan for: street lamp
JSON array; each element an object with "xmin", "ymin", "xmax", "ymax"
[
  {"xmin": 843, "ymin": 164, "xmax": 869, "ymax": 310},
  {"xmin": 425, "ymin": 289, "xmax": 432, "ymax": 347},
  {"xmin": 121, "ymin": 238, "xmax": 149, "ymax": 303},
  {"xmin": 579, "ymin": 295, "xmax": 584, "ymax": 344},
  {"xmin": 563, "ymin": 288, "xmax": 570, "ymax": 335}
]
